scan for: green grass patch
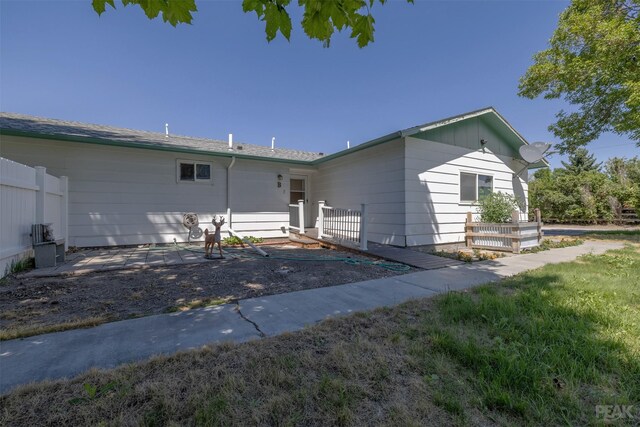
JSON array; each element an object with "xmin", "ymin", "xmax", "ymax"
[
  {"xmin": 1, "ymin": 257, "xmax": 35, "ymax": 283},
  {"xmin": 584, "ymin": 230, "xmax": 640, "ymax": 243},
  {"xmin": 524, "ymin": 237, "xmax": 583, "ymax": 253},
  {"xmin": 222, "ymin": 235, "xmax": 264, "ymax": 245},
  {"xmin": 419, "ymin": 246, "xmax": 640, "ymax": 424},
  {"xmin": 164, "ymin": 297, "xmax": 231, "ymax": 313},
  {"xmin": 0, "ymin": 316, "xmax": 110, "ymax": 341}
]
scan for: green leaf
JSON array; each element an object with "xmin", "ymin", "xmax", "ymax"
[
  {"xmin": 83, "ymin": 383, "xmax": 98, "ymax": 399},
  {"xmin": 92, "ymin": 0, "xmax": 115, "ymax": 15},
  {"xmin": 94, "ymin": 0, "xmax": 415, "ymax": 47},
  {"xmin": 263, "ymin": 2, "xmax": 292, "ymax": 41},
  {"xmin": 161, "ymin": 0, "xmax": 197, "ymax": 26},
  {"xmin": 350, "ymin": 13, "xmax": 375, "ymax": 48}
]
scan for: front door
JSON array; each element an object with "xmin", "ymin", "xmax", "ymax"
[{"xmin": 290, "ymin": 175, "xmax": 311, "ymax": 227}]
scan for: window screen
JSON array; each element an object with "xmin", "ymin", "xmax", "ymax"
[
  {"xmin": 290, "ymin": 178, "xmax": 305, "ymax": 204},
  {"xmin": 460, "ymin": 173, "xmax": 476, "ymax": 202},
  {"xmin": 196, "ymin": 164, "xmax": 211, "ymax": 180},
  {"xmin": 180, "ymin": 163, "xmax": 195, "ymax": 181},
  {"xmin": 478, "ymin": 174, "xmax": 493, "ymax": 201}
]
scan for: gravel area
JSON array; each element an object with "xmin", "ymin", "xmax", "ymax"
[{"xmin": 0, "ymin": 245, "xmax": 412, "ymax": 336}]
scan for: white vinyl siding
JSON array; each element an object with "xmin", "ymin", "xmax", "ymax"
[
  {"xmin": 313, "ymin": 139, "xmax": 406, "ymax": 246},
  {"xmin": 0, "ymin": 136, "xmax": 293, "ymax": 246},
  {"xmin": 0, "ymin": 125, "xmax": 530, "ymax": 249},
  {"xmin": 404, "ymin": 136, "xmax": 527, "ymax": 246}
]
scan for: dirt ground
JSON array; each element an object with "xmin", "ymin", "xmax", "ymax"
[{"xmin": 0, "ymin": 245, "xmax": 412, "ymax": 337}]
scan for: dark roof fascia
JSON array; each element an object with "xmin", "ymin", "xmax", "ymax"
[
  {"xmin": 399, "ymin": 106, "xmax": 497, "ymax": 137},
  {"xmin": 0, "ymin": 128, "xmax": 315, "ymax": 166}
]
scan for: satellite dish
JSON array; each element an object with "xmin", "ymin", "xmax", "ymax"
[{"xmin": 519, "ymin": 141, "xmax": 551, "ymax": 164}]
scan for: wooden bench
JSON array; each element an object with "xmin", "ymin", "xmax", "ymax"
[{"xmin": 31, "ymin": 224, "xmax": 65, "ymax": 268}]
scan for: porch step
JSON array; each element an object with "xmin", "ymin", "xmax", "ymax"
[
  {"xmin": 292, "ymin": 231, "xmax": 463, "ymax": 270},
  {"xmin": 289, "ymin": 233, "xmax": 320, "ymax": 247}
]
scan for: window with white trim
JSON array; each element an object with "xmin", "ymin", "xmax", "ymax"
[
  {"xmin": 460, "ymin": 172, "xmax": 493, "ymax": 203},
  {"xmin": 177, "ymin": 160, "xmax": 212, "ymax": 183}
]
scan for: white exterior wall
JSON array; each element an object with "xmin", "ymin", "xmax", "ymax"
[
  {"xmin": 229, "ymin": 159, "xmax": 311, "ymax": 238},
  {"xmin": 313, "ymin": 139, "xmax": 406, "ymax": 246},
  {"xmin": 0, "ymin": 136, "xmax": 292, "ymax": 246},
  {"xmin": 404, "ymin": 136, "xmax": 528, "ymax": 246}
]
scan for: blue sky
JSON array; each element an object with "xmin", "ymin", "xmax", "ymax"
[{"xmin": 0, "ymin": 0, "xmax": 636, "ymax": 168}]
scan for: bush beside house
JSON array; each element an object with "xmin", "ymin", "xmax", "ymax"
[{"xmin": 529, "ymin": 156, "xmax": 640, "ymax": 223}]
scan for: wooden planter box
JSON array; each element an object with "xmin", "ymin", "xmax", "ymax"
[{"xmin": 465, "ymin": 209, "xmax": 543, "ymax": 254}]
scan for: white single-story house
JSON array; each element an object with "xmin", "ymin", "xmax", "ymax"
[{"xmin": 0, "ymin": 107, "xmax": 546, "ymax": 248}]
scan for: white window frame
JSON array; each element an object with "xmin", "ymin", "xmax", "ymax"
[
  {"xmin": 176, "ymin": 159, "xmax": 213, "ymax": 184},
  {"xmin": 459, "ymin": 170, "xmax": 494, "ymax": 204}
]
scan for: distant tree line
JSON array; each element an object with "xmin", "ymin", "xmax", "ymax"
[{"xmin": 529, "ymin": 150, "xmax": 640, "ymax": 223}]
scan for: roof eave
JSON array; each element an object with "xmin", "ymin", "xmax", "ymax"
[{"xmin": 0, "ymin": 128, "xmax": 318, "ymax": 166}]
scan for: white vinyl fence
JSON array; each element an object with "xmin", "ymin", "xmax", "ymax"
[
  {"xmin": 0, "ymin": 158, "xmax": 68, "ymax": 276},
  {"xmin": 318, "ymin": 201, "xmax": 368, "ymax": 250}
]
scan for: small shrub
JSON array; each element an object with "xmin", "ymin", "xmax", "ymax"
[
  {"xmin": 456, "ymin": 251, "xmax": 474, "ymax": 263},
  {"xmin": 473, "ymin": 249, "xmax": 504, "ymax": 261},
  {"xmin": 476, "ymin": 192, "xmax": 520, "ymax": 223},
  {"xmin": 222, "ymin": 236, "xmax": 263, "ymax": 245},
  {"xmin": 3, "ymin": 257, "xmax": 34, "ymax": 278}
]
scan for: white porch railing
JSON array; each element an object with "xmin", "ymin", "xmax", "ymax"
[
  {"xmin": 318, "ymin": 201, "xmax": 368, "ymax": 251},
  {"xmin": 288, "ymin": 199, "xmax": 305, "ymax": 234}
]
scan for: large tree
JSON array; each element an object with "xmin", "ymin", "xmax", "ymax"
[
  {"xmin": 518, "ymin": 0, "xmax": 640, "ymax": 153},
  {"xmin": 92, "ymin": 0, "xmax": 412, "ymax": 48}
]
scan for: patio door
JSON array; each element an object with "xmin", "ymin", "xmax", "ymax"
[{"xmin": 290, "ymin": 175, "xmax": 311, "ymax": 227}]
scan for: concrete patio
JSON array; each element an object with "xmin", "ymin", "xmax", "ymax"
[{"xmin": 21, "ymin": 243, "xmax": 234, "ymax": 277}]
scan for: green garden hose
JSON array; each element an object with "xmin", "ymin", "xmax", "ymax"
[{"xmin": 168, "ymin": 241, "xmax": 410, "ymax": 272}]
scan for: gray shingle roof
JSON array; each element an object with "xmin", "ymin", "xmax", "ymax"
[{"xmin": 0, "ymin": 112, "xmax": 324, "ymax": 163}]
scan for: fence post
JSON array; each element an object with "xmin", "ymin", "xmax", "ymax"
[
  {"xmin": 318, "ymin": 201, "xmax": 325, "ymax": 239},
  {"xmin": 535, "ymin": 208, "xmax": 542, "ymax": 244},
  {"xmin": 465, "ymin": 212, "xmax": 473, "ymax": 248},
  {"xmin": 360, "ymin": 203, "xmax": 368, "ymax": 251},
  {"xmin": 35, "ymin": 166, "xmax": 46, "ymax": 224},
  {"xmin": 60, "ymin": 176, "xmax": 69, "ymax": 250},
  {"xmin": 511, "ymin": 210, "xmax": 521, "ymax": 254},
  {"xmin": 298, "ymin": 199, "xmax": 305, "ymax": 235}
]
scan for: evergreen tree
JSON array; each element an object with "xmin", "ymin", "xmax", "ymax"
[{"xmin": 561, "ymin": 148, "xmax": 602, "ymax": 174}]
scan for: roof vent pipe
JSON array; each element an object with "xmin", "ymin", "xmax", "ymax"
[
  {"xmin": 347, "ymin": 140, "xmax": 350, "ymax": 149},
  {"xmin": 165, "ymin": 123, "xmax": 169, "ymax": 137},
  {"xmin": 228, "ymin": 133, "xmax": 233, "ymax": 151},
  {"xmin": 271, "ymin": 137, "xmax": 275, "ymax": 151}
]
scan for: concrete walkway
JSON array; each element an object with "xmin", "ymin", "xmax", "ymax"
[
  {"xmin": 544, "ymin": 224, "xmax": 640, "ymax": 237},
  {"xmin": 21, "ymin": 244, "xmax": 222, "ymax": 278},
  {"xmin": 0, "ymin": 241, "xmax": 622, "ymax": 394}
]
